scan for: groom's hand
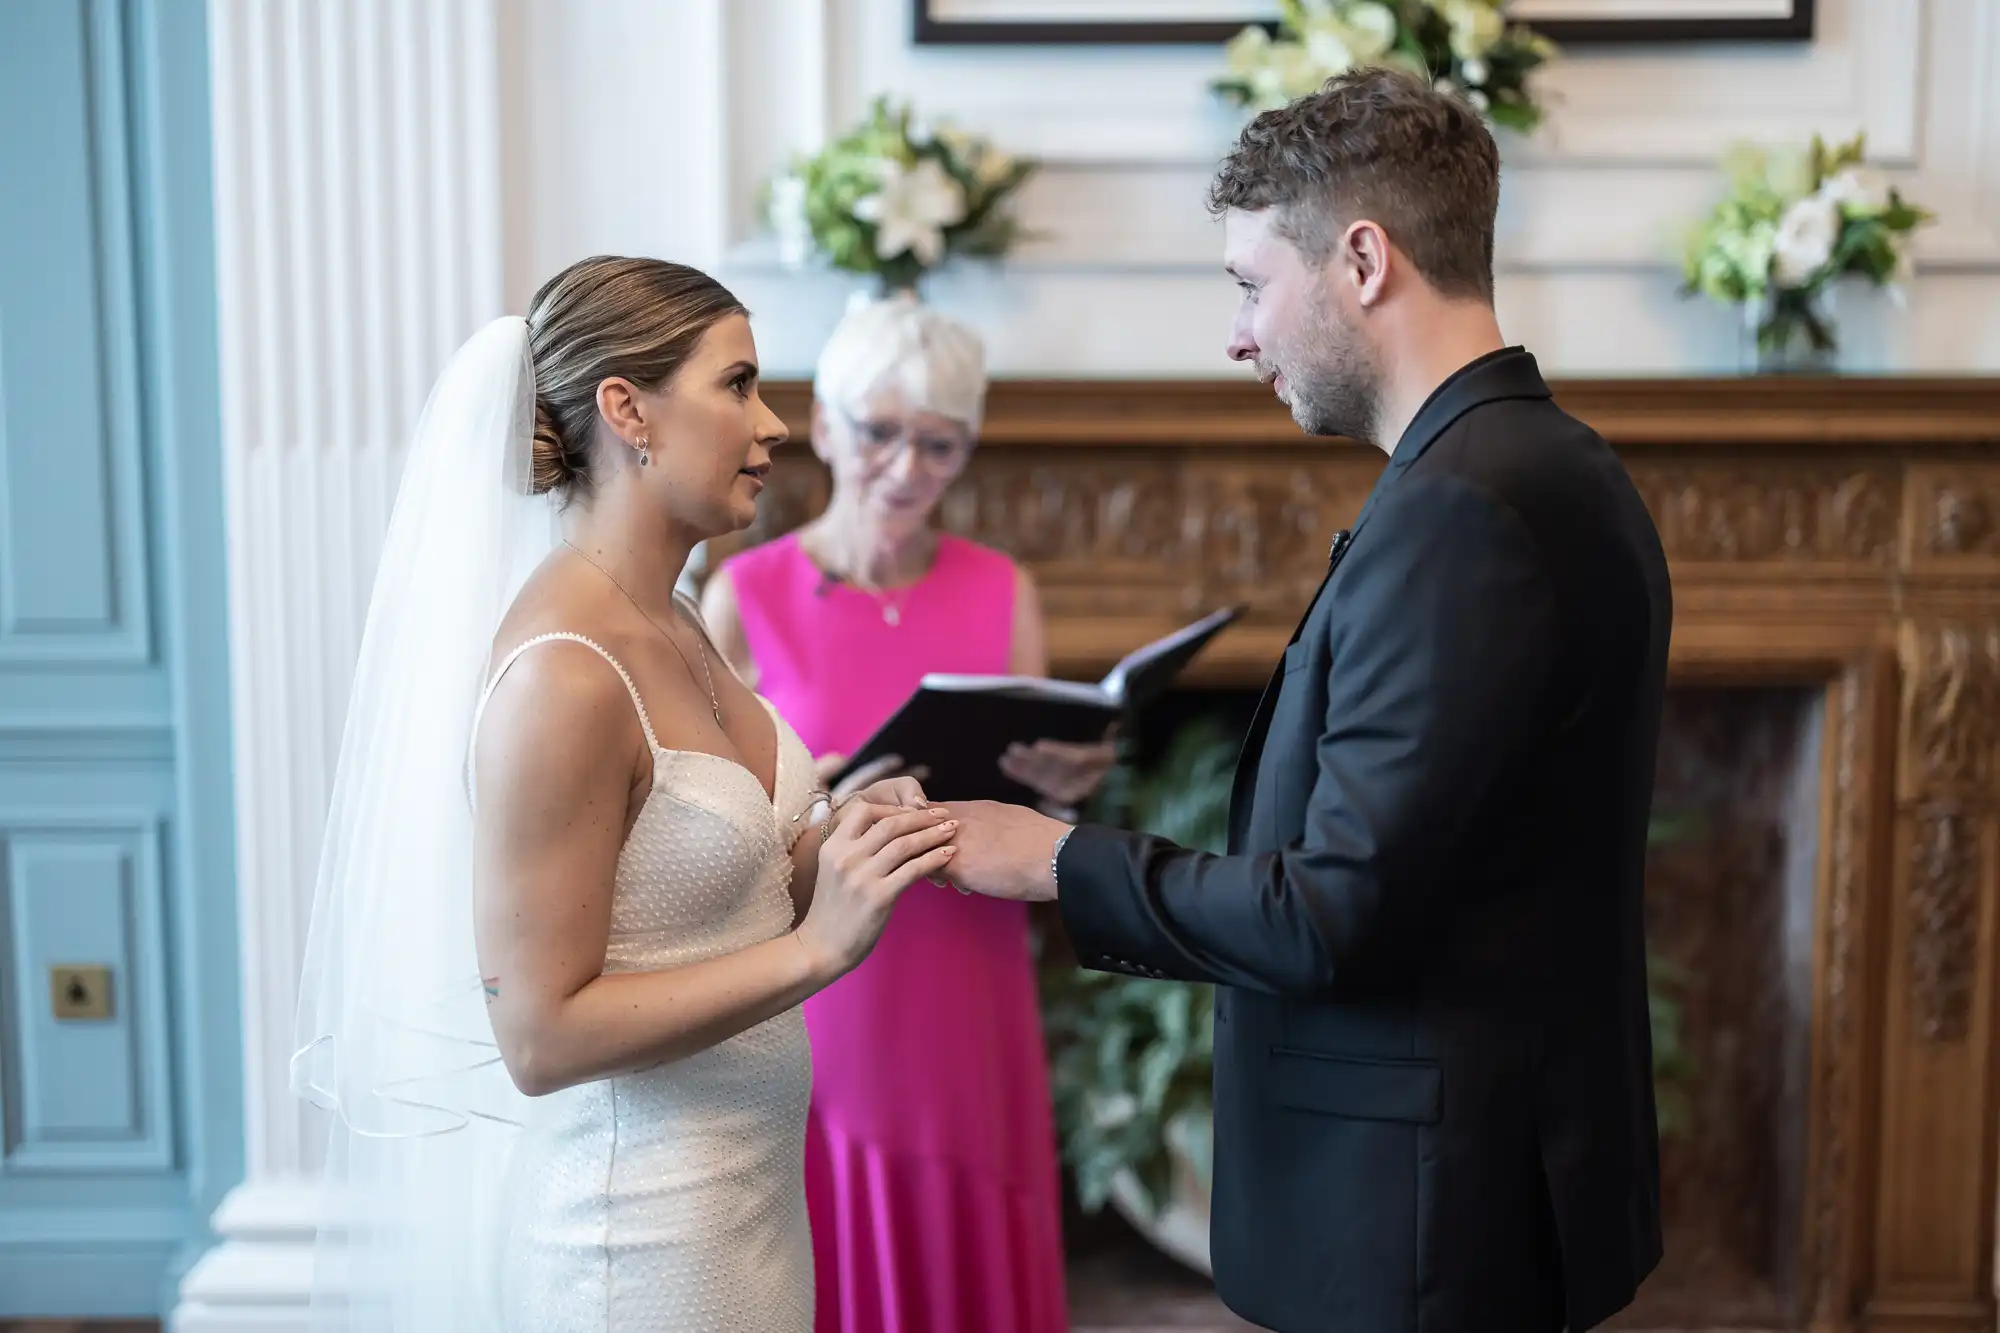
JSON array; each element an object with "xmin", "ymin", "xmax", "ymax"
[{"xmin": 939, "ymin": 801, "xmax": 1071, "ymax": 902}]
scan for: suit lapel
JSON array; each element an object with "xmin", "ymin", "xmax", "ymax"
[
  {"xmin": 1219, "ymin": 348, "xmax": 1554, "ymax": 854},
  {"xmin": 1226, "ymin": 528, "xmax": 1353, "ymax": 852}
]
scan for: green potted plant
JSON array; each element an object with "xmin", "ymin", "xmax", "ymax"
[{"xmin": 1041, "ymin": 713, "xmax": 1697, "ymax": 1275}]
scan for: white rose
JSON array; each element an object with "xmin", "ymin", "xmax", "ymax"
[
  {"xmin": 1771, "ymin": 194, "xmax": 1841, "ymax": 287},
  {"xmin": 1468, "ymin": 89, "xmax": 1490, "ymax": 113},
  {"xmin": 1460, "ymin": 56, "xmax": 1488, "ymax": 86}
]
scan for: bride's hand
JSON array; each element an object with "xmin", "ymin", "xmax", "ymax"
[
  {"xmin": 815, "ymin": 751, "xmax": 931, "ymax": 803},
  {"xmin": 795, "ymin": 801, "xmax": 957, "ymax": 980}
]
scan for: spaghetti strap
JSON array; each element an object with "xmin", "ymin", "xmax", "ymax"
[{"xmin": 466, "ymin": 632, "xmax": 661, "ymax": 805}]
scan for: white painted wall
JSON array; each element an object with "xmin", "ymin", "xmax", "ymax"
[{"xmin": 514, "ymin": 0, "xmax": 2000, "ymax": 377}]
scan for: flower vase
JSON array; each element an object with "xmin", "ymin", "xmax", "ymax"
[
  {"xmin": 846, "ymin": 280, "xmax": 924, "ymax": 315},
  {"xmin": 1742, "ymin": 285, "xmax": 1838, "ymax": 375}
]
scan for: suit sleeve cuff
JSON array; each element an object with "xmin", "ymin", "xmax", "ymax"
[{"xmin": 1054, "ymin": 824, "xmax": 1180, "ymax": 981}]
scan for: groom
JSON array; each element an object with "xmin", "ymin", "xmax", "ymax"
[{"xmin": 945, "ymin": 68, "xmax": 1670, "ymax": 1333}]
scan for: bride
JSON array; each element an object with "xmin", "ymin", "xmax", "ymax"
[{"xmin": 290, "ymin": 256, "xmax": 958, "ymax": 1331}]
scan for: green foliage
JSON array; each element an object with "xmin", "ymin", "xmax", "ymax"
[
  {"xmin": 1042, "ymin": 715, "xmax": 1701, "ymax": 1220},
  {"xmin": 1041, "ymin": 716, "xmax": 1234, "ymax": 1216},
  {"xmin": 1210, "ymin": 0, "xmax": 1558, "ymax": 135}
]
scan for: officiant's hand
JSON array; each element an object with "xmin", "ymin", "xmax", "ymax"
[
  {"xmin": 816, "ymin": 751, "xmax": 931, "ymax": 804},
  {"xmin": 997, "ymin": 734, "xmax": 1117, "ymax": 808},
  {"xmin": 937, "ymin": 800, "xmax": 1071, "ymax": 903}
]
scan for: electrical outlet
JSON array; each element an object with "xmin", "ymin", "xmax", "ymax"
[{"xmin": 50, "ymin": 964, "xmax": 114, "ymax": 1021}]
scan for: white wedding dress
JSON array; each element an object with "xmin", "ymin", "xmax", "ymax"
[{"xmin": 472, "ymin": 630, "xmax": 820, "ymax": 1331}]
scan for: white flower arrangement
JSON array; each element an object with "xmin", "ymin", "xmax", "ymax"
[
  {"xmin": 763, "ymin": 97, "xmax": 1036, "ymax": 296},
  {"xmin": 1212, "ymin": 0, "xmax": 1557, "ymax": 133},
  {"xmin": 1679, "ymin": 133, "xmax": 1933, "ymax": 366}
]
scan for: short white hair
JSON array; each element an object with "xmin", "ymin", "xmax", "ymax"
[{"xmin": 812, "ymin": 293, "xmax": 988, "ymax": 433}]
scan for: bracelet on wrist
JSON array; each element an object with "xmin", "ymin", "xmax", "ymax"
[{"xmin": 788, "ymin": 790, "xmax": 837, "ymax": 850}]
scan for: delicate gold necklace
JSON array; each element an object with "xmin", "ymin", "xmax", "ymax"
[
  {"xmin": 816, "ymin": 530, "xmax": 933, "ymax": 628},
  {"xmin": 563, "ymin": 540, "xmax": 722, "ymax": 727}
]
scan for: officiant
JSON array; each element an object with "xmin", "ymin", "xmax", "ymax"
[{"xmin": 702, "ymin": 294, "xmax": 1108, "ymax": 1333}]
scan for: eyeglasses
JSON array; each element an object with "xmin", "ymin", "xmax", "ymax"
[{"xmin": 838, "ymin": 411, "xmax": 975, "ymax": 473}]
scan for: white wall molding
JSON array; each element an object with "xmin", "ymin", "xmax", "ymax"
[
  {"xmin": 178, "ymin": 0, "xmax": 509, "ymax": 1324},
  {"xmin": 716, "ymin": 0, "xmax": 1997, "ymax": 279},
  {"xmin": 831, "ymin": 0, "xmax": 1917, "ymax": 169}
]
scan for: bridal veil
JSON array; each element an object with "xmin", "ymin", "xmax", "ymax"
[{"xmin": 290, "ymin": 316, "xmax": 558, "ymax": 1329}]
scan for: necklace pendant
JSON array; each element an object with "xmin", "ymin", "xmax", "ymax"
[
  {"xmin": 713, "ymin": 705, "xmax": 724, "ymax": 726},
  {"xmin": 882, "ymin": 604, "xmax": 900, "ymax": 627}
]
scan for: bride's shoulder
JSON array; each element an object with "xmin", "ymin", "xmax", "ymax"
[
  {"xmin": 481, "ymin": 629, "xmax": 641, "ymax": 725},
  {"xmin": 472, "ymin": 629, "xmax": 650, "ymax": 802},
  {"xmin": 482, "ymin": 580, "xmax": 651, "ymax": 738}
]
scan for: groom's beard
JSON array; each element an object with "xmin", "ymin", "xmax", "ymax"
[{"xmin": 1286, "ymin": 304, "xmax": 1382, "ymax": 446}]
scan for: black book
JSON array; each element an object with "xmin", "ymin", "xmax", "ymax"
[{"xmin": 831, "ymin": 604, "xmax": 1244, "ymax": 803}]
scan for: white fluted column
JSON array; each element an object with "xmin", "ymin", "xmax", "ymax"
[{"xmin": 175, "ymin": 1, "xmax": 507, "ymax": 1327}]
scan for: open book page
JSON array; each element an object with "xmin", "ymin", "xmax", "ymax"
[
  {"xmin": 828, "ymin": 604, "xmax": 1242, "ymax": 800},
  {"xmin": 914, "ymin": 674, "xmax": 1113, "ymax": 706}
]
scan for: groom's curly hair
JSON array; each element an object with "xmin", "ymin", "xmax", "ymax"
[{"xmin": 1208, "ymin": 66, "xmax": 1499, "ymax": 303}]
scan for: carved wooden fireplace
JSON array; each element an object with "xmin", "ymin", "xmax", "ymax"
[{"xmin": 723, "ymin": 377, "xmax": 2000, "ymax": 1333}]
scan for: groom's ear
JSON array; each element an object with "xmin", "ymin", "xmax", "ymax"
[{"xmin": 1342, "ymin": 219, "xmax": 1393, "ymax": 309}]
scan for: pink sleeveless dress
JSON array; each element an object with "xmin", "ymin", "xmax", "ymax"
[{"xmin": 722, "ymin": 532, "xmax": 1069, "ymax": 1333}]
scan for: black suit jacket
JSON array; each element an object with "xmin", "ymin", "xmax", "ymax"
[{"xmin": 1058, "ymin": 349, "xmax": 1670, "ymax": 1333}]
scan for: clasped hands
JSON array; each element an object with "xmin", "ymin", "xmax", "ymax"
[{"xmin": 813, "ymin": 749, "xmax": 1092, "ymax": 905}]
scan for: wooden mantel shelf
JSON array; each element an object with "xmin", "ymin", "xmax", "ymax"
[
  {"xmin": 718, "ymin": 375, "xmax": 2000, "ymax": 1333},
  {"xmin": 762, "ymin": 376, "xmax": 2000, "ymax": 448}
]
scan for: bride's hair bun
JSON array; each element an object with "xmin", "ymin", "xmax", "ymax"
[
  {"xmin": 525, "ymin": 256, "xmax": 748, "ymax": 498},
  {"xmin": 530, "ymin": 398, "xmax": 580, "ymax": 495}
]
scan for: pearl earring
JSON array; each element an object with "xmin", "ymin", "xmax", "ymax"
[{"xmin": 637, "ymin": 436, "xmax": 651, "ymax": 467}]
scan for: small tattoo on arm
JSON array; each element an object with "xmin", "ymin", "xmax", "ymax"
[{"xmin": 483, "ymin": 977, "xmax": 500, "ymax": 1002}]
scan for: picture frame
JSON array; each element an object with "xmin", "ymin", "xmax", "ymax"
[{"xmin": 911, "ymin": 1, "xmax": 1815, "ymax": 46}]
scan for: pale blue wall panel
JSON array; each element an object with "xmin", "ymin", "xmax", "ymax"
[
  {"xmin": 0, "ymin": 0, "xmax": 150, "ymax": 664},
  {"xmin": 0, "ymin": 0, "xmax": 239, "ymax": 1315}
]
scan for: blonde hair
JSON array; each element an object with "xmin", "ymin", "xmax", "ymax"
[
  {"xmin": 812, "ymin": 293, "xmax": 988, "ymax": 432},
  {"xmin": 526, "ymin": 256, "xmax": 747, "ymax": 495}
]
